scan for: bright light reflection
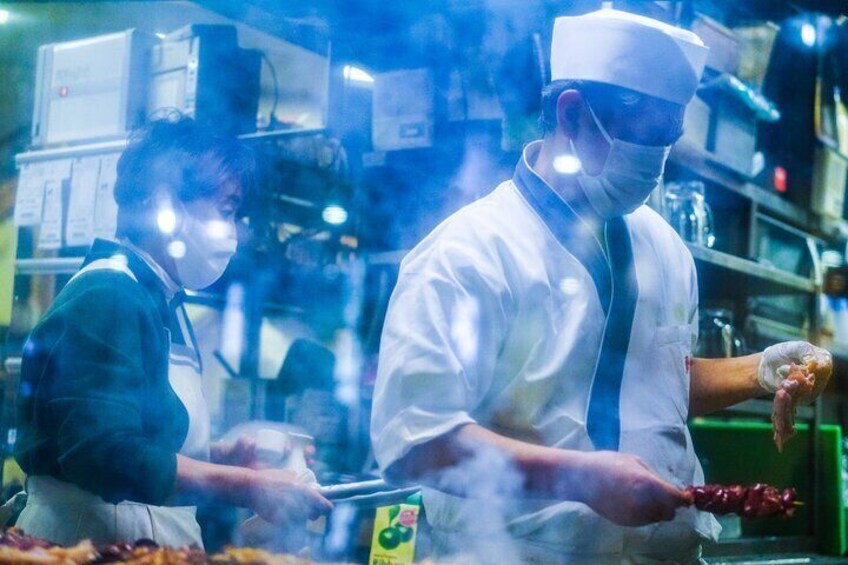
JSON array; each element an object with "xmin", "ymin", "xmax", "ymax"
[
  {"xmin": 167, "ymin": 240, "xmax": 186, "ymax": 259},
  {"xmin": 801, "ymin": 23, "xmax": 816, "ymax": 47},
  {"xmin": 0, "ymin": 10, "xmax": 11, "ymax": 25},
  {"xmin": 451, "ymin": 296, "xmax": 480, "ymax": 366},
  {"xmin": 221, "ymin": 284, "xmax": 245, "ymax": 363},
  {"xmin": 156, "ymin": 208, "xmax": 177, "ymax": 234},
  {"xmin": 559, "ymin": 277, "xmax": 581, "ymax": 296},
  {"xmin": 343, "ymin": 65, "xmax": 374, "ymax": 84},
  {"xmin": 108, "ymin": 253, "xmax": 128, "ymax": 268},
  {"xmin": 322, "ymin": 204, "xmax": 348, "ymax": 225},
  {"xmin": 553, "ymin": 154, "xmax": 581, "ymax": 174},
  {"xmin": 205, "ymin": 219, "xmax": 231, "ymax": 240}
]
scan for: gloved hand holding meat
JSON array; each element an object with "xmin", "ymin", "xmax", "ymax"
[{"xmin": 757, "ymin": 342, "xmax": 832, "ymax": 451}]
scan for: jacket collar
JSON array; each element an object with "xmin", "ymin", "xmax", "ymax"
[{"xmin": 82, "ymin": 239, "xmax": 174, "ymax": 325}]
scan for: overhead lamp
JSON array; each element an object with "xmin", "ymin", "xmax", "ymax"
[
  {"xmin": 322, "ymin": 204, "xmax": 349, "ymax": 225},
  {"xmin": 801, "ymin": 22, "xmax": 817, "ymax": 47}
]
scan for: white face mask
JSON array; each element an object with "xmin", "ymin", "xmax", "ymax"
[
  {"xmin": 173, "ymin": 208, "xmax": 238, "ymax": 290},
  {"xmin": 571, "ymin": 102, "xmax": 671, "ymax": 220}
]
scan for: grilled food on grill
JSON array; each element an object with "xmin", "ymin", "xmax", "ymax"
[
  {"xmin": 684, "ymin": 483, "xmax": 798, "ymax": 518},
  {"xmin": 0, "ymin": 539, "xmax": 96, "ymax": 565},
  {"xmin": 0, "ymin": 529, "xmax": 350, "ymax": 565}
]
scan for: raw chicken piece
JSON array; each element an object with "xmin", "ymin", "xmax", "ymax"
[{"xmin": 771, "ymin": 363, "xmax": 816, "ymax": 452}]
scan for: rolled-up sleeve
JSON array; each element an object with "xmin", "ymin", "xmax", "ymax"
[
  {"xmin": 371, "ymin": 235, "xmax": 510, "ymax": 473},
  {"xmin": 21, "ymin": 276, "xmax": 177, "ymax": 505}
]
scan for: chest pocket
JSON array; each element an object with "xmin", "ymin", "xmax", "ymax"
[{"xmin": 654, "ymin": 324, "xmax": 692, "ymax": 421}]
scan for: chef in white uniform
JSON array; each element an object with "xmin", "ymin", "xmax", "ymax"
[
  {"xmin": 371, "ymin": 10, "xmax": 832, "ymax": 564},
  {"xmin": 15, "ymin": 116, "xmax": 331, "ymax": 547}
]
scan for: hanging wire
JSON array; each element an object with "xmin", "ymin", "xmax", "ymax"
[{"xmin": 261, "ymin": 52, "xmax": 281, "ymax": 130}]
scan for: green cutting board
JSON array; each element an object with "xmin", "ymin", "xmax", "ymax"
[{"xmin": 689, "ymin": 420, "xmax": 846, "ymax": 555}]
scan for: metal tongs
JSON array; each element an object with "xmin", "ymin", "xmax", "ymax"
[{"xmin": 318, "ymin": 479, "xmax": 420, "ymax": 509}]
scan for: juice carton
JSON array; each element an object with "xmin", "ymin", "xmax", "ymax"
[{"xmin": 368, "ymin": 503, "xmax": 419, "ymax": 565}]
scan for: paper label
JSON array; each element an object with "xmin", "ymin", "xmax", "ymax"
[
  {"xmin": 93, "ymin": 153, "xmax": 120, "ymax": 240},
  {"xmin": 65, "ymin": 157, "xmax": 101, "ymax": 247},
  {"xmin": 369, "ymin": 503, "xmax": 419, "ymax": 565},
  {"xmin": 37, "ymin": 178, "xmax": 63, "ymax": 250},
  {"xmin": 13, "ymin": 163, "xmax": 46, "ymax": 226},
  {"xmin": 36, "ymin": 160, "xmax": 72, "ymax": 250}
]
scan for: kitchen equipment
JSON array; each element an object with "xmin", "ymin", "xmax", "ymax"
[
  {"xmin": 699, "ymin": 308, "xmax": 746, "ymax": 358},
  {"xmin": 809, "ymin": 44, "xmax": 848, "ymax": 218},
  {"xmin": 734, "ymin": 22, "xmax": 780, "ymax": 90},
  {"xmin": 219, "ymin": 421, "xmax": 314, "ymax": 477},
  {"xmin": 318, "ymin": 481, "xmax": 420, "ymax": 509},
  {"xmin": 699, "ymin": 74, "xmax": 781, "ymax": 177},
  {"xmin": 32, "ymin": 30, "xmax": 154, "ymax": 147},
  {"xmin": 148, "ymin": 25, "xmax": 261, "ymax": 136},
  {"xmin": 754, "ymin": 213, "xmax": 819, "ymax": 278},
  {"xmin": 682, "ymin": 94, "xmax": 711, "ymax": 149},
  {"xmin": 692, "ymin": 14, "xmax": 740, "ymax": 75},
  {"xmin": 372, "ymin": 68, "xmax": 435, "ymax": 151},
  {"xmin": 690, "ymin": 421, "xmax": 846, "ymax": 556},
  {"xmin": 662, "ymin": 181, "xmax": 715, "ymax": 248}
]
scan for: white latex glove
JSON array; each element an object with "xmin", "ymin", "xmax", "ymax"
[{"xmin": 757, "ymin": 341, "xmax": 832, "ymax": 395}]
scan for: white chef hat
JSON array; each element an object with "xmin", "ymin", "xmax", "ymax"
[{"xmin": 550, "ymin": 9, "xmax": 709, "ymax": 106}]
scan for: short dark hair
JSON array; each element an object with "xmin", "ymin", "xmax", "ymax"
[
  {"xmin": 538, "ymin": 80, "xmax": 650, "ymax": 134},
  {"xmin": 114, "ymin": 113, "xmax": 255, "ymax": 238}
]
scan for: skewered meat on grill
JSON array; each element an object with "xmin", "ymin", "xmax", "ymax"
[
  {"xmin": 684, "ymin": 484, "xmax": 798, "ymax": 518},
  {"xmin": 0, "ymin": 528, "xmax": 55, "ymax": 550},
  {"xmin": 0, "ymin": 529, "xmax": 348, "ymax": 565}
]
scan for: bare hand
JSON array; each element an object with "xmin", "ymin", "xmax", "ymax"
[
  {"xmin": 578, "ymin": 451, "xmax": 688, "ymax": 527},
  {"xmin": 249, "ymin": 468, "xmax": 333, "ymax": 526},
  {"xmin": 211, "ymin": 436, "xmax": 259, "ymax": 468}
]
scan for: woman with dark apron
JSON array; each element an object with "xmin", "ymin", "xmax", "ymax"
[{"xmin": 14, "ymin": 116, "xmax": 331, "ymax": 547}]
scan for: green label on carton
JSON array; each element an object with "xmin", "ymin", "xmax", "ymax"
[{"xmin": 369, "ymin": 503, "xmax": 419, "ymax": 565}]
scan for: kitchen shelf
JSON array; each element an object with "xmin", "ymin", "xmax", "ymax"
[
  {"xmin": 14, "ymin": 128, "xmax": 328, "ymax": 166},
  {"xmin": 819, "ymin": 337, "xmax": 848, "ymax": 364},
  {"xmin": 686, "ymin": 244, "xmax": 818, "ymax": 296},
  {"xmin": 15, "ymin": 257, "xmax": 84, "ymax": 276},
  {"xmin": 15, "ymin": 140, "xmax": 128, "ymax": 165},
  {"xmin": 669, "ymin": 141, "xmax": 811, "ymax": 228},
  {"xmin": 719, "ymin": 398, "xmax": 816, "ymax": 422},
  {"xmin": 703, "ymin": 536, "xmax": 817, "ymax": 559},
  {"xmin": 746, "ymin": 315, "xmax": 809, "ymax": 344}
]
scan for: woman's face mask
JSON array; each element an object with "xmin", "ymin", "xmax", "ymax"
[
  {"xmin": 172, "ymin": 203, "xmax": 238, "ymax": 290},
  {"xmin": 570, "ymin": 102, "xmax": 671, "ymax": 220}
]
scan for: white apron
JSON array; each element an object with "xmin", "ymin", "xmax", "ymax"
[
  {"xmin": 371, "ymin": 142, "xmax": 720, "ymax": 563},
  {"xmin": 16, "ymin": 257, "xmax": 210, "ymax": 547}
]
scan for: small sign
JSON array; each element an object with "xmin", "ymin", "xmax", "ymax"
[
  {"xmin": 65, "ymin": 157, "xmax": 101, "ymax": 247},
  {"xmin": 93, "ymin": 153, "xmax": 120, "ymax": 240},
  {"xmin": 14, "ymin": 163, "xmax": 46, "ymax": 226},
  {"xmin": 37, "ymin": 178, "xmax": 63, "ymax": 250}
]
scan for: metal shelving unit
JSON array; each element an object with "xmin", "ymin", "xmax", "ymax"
[
  {"xmin": 686, "ymin": 243, "xmax": 818, "ymax": 295},
  {"xmin": 670, "ymin": 140, "xmax": 848, "ymax": 244},
  {"xmin": 13, "ymin": 127, "xmax": 328, "ymax": 167},
  {"xmin": 15, "ymin": 257, "xmax": 84, "ymax": 276},
  {"xmin": 669, "ymin": 140, "xmax": 811, "ymax": 227},
  {"xmin": 722, "ymin": 398, "xmax": 816, "ymax": 421}
]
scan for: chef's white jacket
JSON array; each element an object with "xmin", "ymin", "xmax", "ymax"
[{"xmin": 371, "ymin": 141, "xmax": 720, "ymax": 560}]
